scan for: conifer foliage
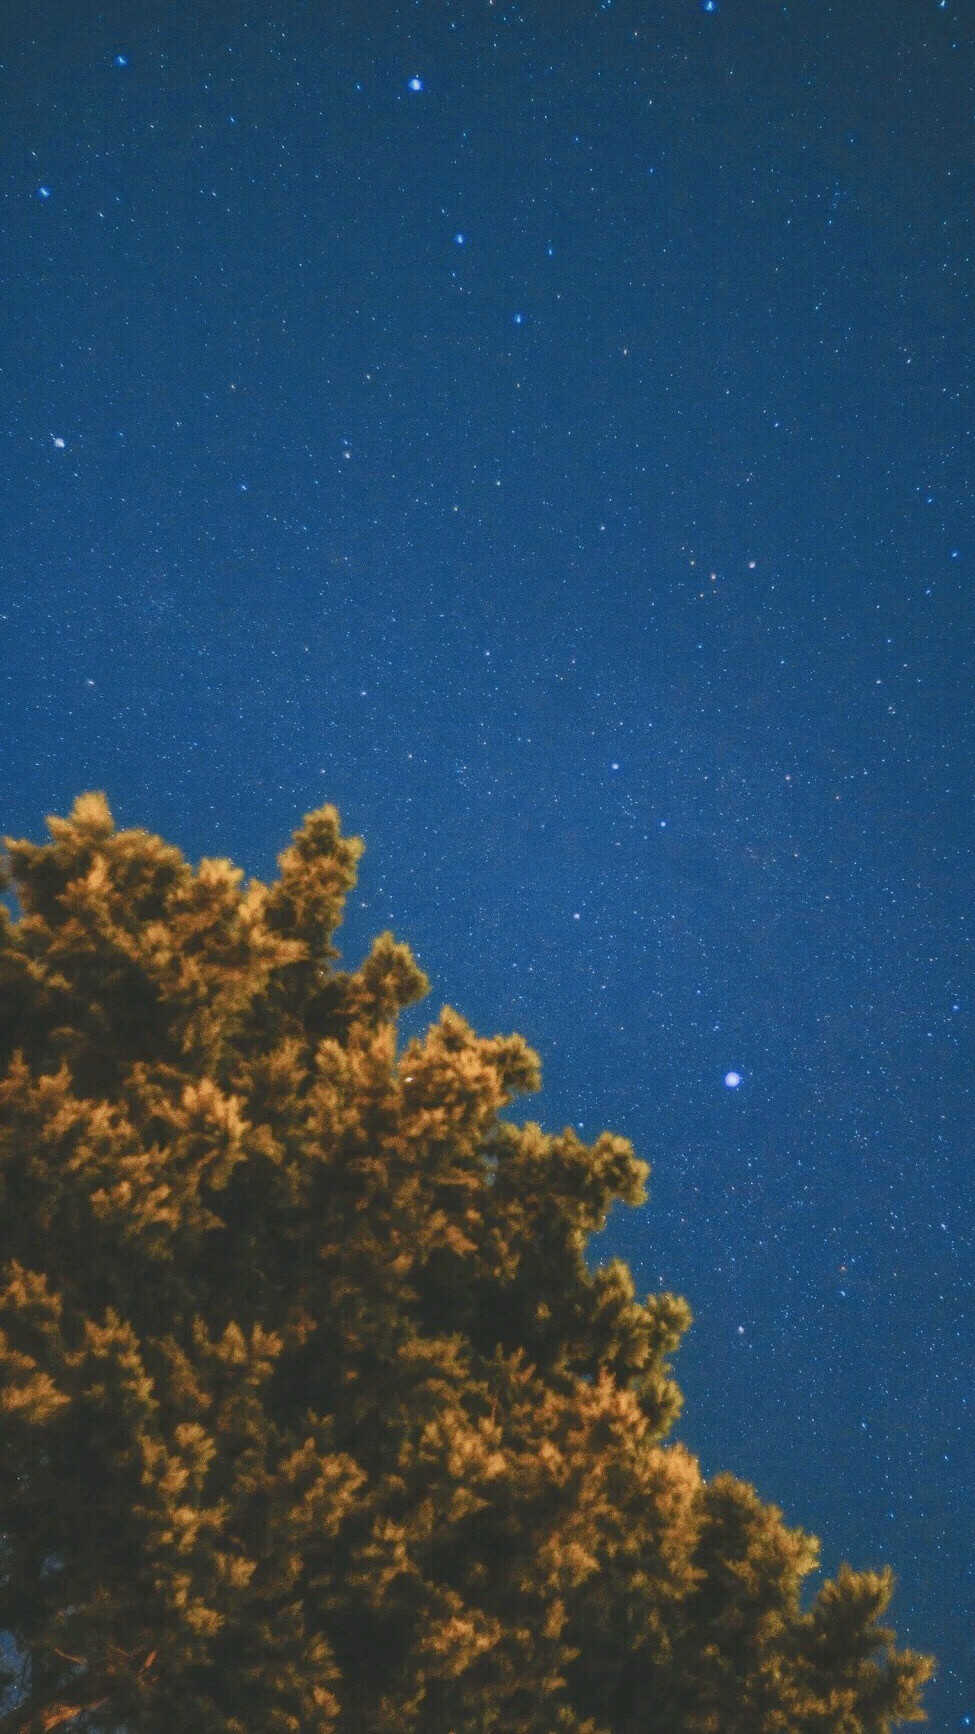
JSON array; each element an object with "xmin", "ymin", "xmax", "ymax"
[{"xmin": 0, "ymin": 796, "xmax": 932, "ymax": 1732}]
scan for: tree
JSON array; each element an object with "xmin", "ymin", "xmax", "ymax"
[{"xmin": 0, "ymin": 794, "xmax": 932, "ymax": 1733}]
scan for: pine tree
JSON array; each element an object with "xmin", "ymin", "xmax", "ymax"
[{"xmin": 0, "ymin": 795, "xmax": 933, "ymax": 1732}]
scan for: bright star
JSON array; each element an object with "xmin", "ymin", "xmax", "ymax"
[
  {"xmin": 51, "ymin": 436, "xmax": 65, "ymax": 449},
  {"xmin": 37, "ymin": 186, "xmax": 51, "ymax": 199},
  {"xmin": 512, "ymin": 312, "xmax": 525, "ymax": 324},
  {"xmin": 454, "ymin": 232, "xmax": 465, "ymax": 245},
  {"xmin": 114, "ymin": 54, "xmax": 128, "ymax": 67},
  {"xmin": 724, "ymin": 1071, "xmax": 742, "ymax": 1088},
  {"xmin": 407, "ymin": 76, "xmax": 423, "ymax": 92}
]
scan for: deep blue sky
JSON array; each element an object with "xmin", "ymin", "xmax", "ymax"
[{"xmin": 2, "ymin": 1, "xmax": 972, "ymax": 1722}]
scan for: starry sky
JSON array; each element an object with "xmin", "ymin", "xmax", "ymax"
[{"xmin": 1, "ymin": 1, "xmax": 972, "ymax": 1722}]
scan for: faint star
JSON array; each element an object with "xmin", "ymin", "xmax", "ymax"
[
  {"xmin": 114, "ymin": 53, "xmax": 128, "ymax": 67},
  {"xmin": 454, "ymin": 232, "xmax": 465, "ymax": 245},
  {"xmin": 512, "ymin": 312, "xmax": 525, "ymax": 324},
  {"xmin": 37, "ymin": 186, "xmax": 51, "ymax": 199}
]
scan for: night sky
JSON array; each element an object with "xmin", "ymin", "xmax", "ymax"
[{"xmin": 2, "ymin": 1, "xmax": 972, "ymax": 1723}]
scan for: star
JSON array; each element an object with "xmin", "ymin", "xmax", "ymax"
[
  {"xmin": 724, "ymin": 1071, "xmax": 742, "ymax": 1088},
  {"xmin": 51, "ymin": 436, "xmax": 66, "ymax": 449},
  {"xmin": 37, "ymin": 186, "xmax": 51, "ymax": 199},
  {"xmin": 407, "ymin": 77, "xmax": 423, "ymax": 92},
  {"xmin": 114, "ymin": 54, "xmax": 128, "ymax": 67}
]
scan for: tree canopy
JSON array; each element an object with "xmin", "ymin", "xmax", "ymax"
[{"xmin": 0, "ymin": 795, "xmax": 932, "ymax": 1732}]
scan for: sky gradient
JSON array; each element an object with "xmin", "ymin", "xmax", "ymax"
[{"xmin": 1, "ymin": 2, "xmax": 972, "ymax": 1723}]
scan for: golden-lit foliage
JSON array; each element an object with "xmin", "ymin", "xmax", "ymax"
[{"xmin": 0, "ymin": 796, "xmax": 932, "ymax": 1731}]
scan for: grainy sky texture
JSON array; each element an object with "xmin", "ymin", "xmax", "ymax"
[{"xmin": 1, "ymin": 2, "xmax": 972, "ymax": 1723}]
